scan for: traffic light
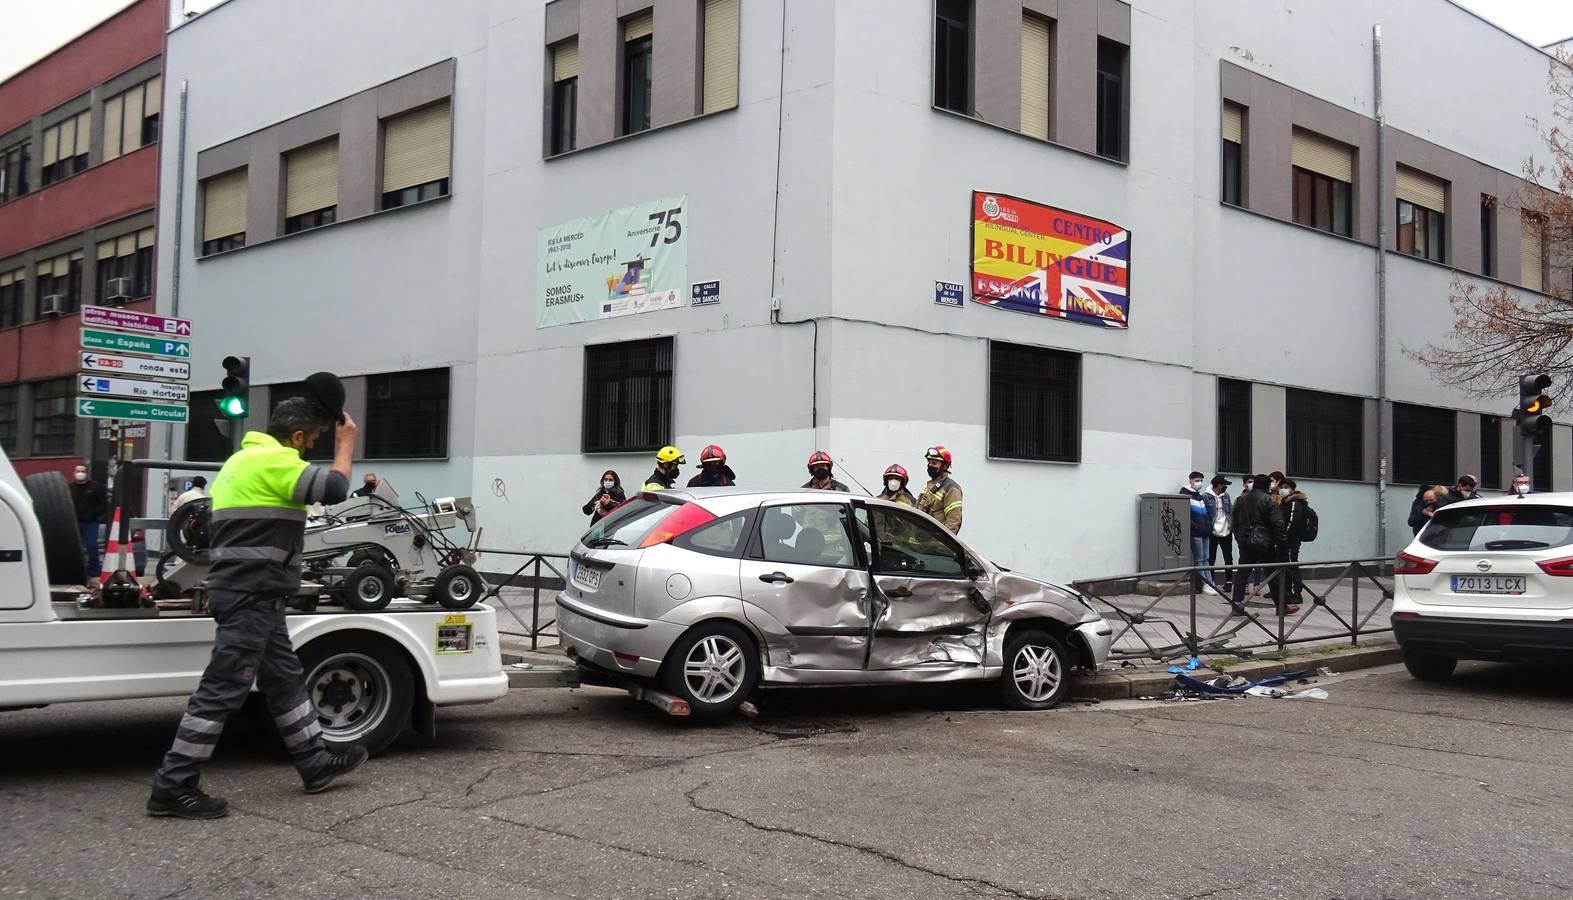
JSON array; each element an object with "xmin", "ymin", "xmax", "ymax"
[
  {"xmin": 217, "ymin": 355, "xmax": 250, "ymax": 419},
  {"xmin": 1511, "ymin": 373, "xmax": 1553, "ymax": 474}
]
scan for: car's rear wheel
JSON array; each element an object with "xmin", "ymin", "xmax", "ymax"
[
  {"xmin": 999, "ymin": 628, "xmax": 1072, "ymax": 710},
  {"xmin": 1402, "ymin": 650, "xmax": 1457, "ymax": 682},
  {"xmin": 661, "ymin": 622, "xmax": 759, "ymax": 719}
]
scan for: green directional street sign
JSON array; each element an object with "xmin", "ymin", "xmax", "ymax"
[
  {"xmin": 80, "ymin": 328, "xmax": 191, "ymax": 359},
  {"xmin": 76, "ymin": 398, "xmax": 189, "ymax": 424}
]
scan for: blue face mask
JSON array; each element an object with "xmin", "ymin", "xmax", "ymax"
[{"xmin": 602, "ymin": 480, "xmax": 616, "ymax": 491}]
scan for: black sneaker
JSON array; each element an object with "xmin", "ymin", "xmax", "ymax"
[
  {"xmin": 147, "ymin": 787, "xmax": 229, "ymax": 819},
  {"xmin": 302, "ymin": 746, "xmax": 369, "ymax": 794}
]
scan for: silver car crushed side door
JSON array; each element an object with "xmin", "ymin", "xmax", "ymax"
[
  {"xmin": 858, "ymin": 504, "xmax": 990, "ymax": 670},
  {"xmin": 739, "ymin": 502, "xmax": 871, "ymax": 670}
]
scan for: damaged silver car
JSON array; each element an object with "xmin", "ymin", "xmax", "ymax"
[{"xmin": 557, "ymin": 488, "xmax": 1113, "ymax": 718}]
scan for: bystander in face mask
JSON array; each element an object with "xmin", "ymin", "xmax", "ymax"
[
  {"xmin": 1279, "ymin": 488, "xmax": 1291, "ymax": 498},
  {"xmin": 602, "ymin": 480, "xmax": 615, "ymax": 491},
  {"xmin": 1190, "ymin": 480, "xmax": 1203, "ymax": 490},
  {"xmin": 1517, "ymin": 483, "xmax": 1531, "ymax": 495}
]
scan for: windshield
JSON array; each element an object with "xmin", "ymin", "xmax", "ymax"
[
  {"xmin": 1418, "ymin": 504, "xmax": 1573, "ymax": 552},
  {"xmin": 580, "ymin": 498, "xmax": 676, "ymax": 549}
]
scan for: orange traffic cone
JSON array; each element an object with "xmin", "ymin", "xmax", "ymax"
[{"xmin": 100, "ymin": 507, "xmax": 122, "ymax": 582}]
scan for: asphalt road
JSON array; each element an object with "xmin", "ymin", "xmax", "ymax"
[{"xmin": 1, "ymin": 662, "xmax": 1570, "ymax": 900}]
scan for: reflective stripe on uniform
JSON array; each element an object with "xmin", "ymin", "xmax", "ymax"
[
  {"xmin": 211, "ymin": 546, "xmax": 292, "ymax": 562},
  {"xmin": 178, "ymin": 713, "xmax": 223, "ymax": 734},
  {"xmin": 170, "ymin": 737, "xmax": 216, "ymax": 760},
  {"xmin": 211, "ymin": 506, "xmax": 307, "ymax": 522},
  {"xmin": 944, "ymin": 501, "xmax": 963, "ymax": 513}
]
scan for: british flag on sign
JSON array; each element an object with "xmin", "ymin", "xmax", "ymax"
[{"xmin": 970, "ymin": 192, "xmax": 1131, "ymax": 329}]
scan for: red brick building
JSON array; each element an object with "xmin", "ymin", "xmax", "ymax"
[{"xmin": 0, "ymin": 0, "xmax": 165, "ymax": 479}]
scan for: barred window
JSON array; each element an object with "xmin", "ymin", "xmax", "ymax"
[
  {"xmin": 988, "ymin": 342, "xmax": 1080, "ymax": 462},
  {"xmin": 184, "ymin": 389, "xmax": 232, "ymax": 463},
  {"xmin": 1392, "ymin": 403, "xmax": 1455, "ymax": 485},
  {"xmin": 1286, "ymin": 389, "xmax": 1362, "ymax": 480},
  {"xmin": 583, "ymin": 337, "xmax": 673, "ymax": 453},
  {"xmin": 1217, "ymin": 378, "xmax": 1252, "ymax": 474},
  {"xmin": 366, "ymin": 368, "xmax": 450, "ymax": 459},
  {"xmin": 1480, "ymin": 415, "xmax": 1502, "ymax": 490},
  {"xmin": 30, "ymin": 378, "xmax": 76, "ymax": 457},
  {"xmin": 0, "ymin": 385, "xmax": 18, "ymax": 456}
]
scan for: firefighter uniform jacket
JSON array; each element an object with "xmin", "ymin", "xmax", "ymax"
[
  {"xmin": 878, "ymin": 488, "xmax": 917, "ymax": 506},
  {"xmin": 917, "ymin": 476, "xmax": 964, "ymax": 534},
  {"xmin": 207, "ymin": 432, "xmax": 349, "ymax": 595}
]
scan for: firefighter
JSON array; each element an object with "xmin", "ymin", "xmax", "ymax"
[
  {"xmin": 643, "ymin": 446, "xmax": 686, "ymax": 490},
  {"xmin": 148, "ymin": 374, "xmax": 366, "ymax": 819},
  {"xmin": 687, "ymin": 444, "xmax": 736, "ymax": 487},
  {"xmin": 878, "ymin": 464, "xmax": 916, "ymax": 506},
  {"xmin": 916, "ymin": 445, "xmax": 963, "ymax": 534},
  {"xmin": 802, "ymin": 450, "xmax": 849, "ymax": 492}
]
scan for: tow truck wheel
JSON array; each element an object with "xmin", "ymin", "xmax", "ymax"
[
  {"xmin": 341, "ymin": 563, "xmax": 396, "ymax": 611},
  {"xmin": 298, "ymin": 635, "xmax": 413, "ymax": 755},
  {"xmin": 21, "ymin": 472, "xmax": 86, "ymax": 586},
  {"xmin": 431, "ymin": 564, "xmax": 483, "ymax": 610}
]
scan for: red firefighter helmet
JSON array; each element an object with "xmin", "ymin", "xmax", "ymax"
[
  {"xmin": 699, "ymin": 444, "xmax": 727, "ymax": 465},
  {"xmin": 924, "ymin": 445, "xmax": 953, "ymax": 469},
  {"xmin": 806, "ymin": 450, "xmax": 834, "ymax": 472},
  {"xmin": 883, "ymin": 464, "xmax": 910, "ymax": 485}
]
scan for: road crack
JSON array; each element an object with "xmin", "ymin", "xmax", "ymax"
[{"xmin": 683, "ymin": 781, "xmax": 1074, "ymax": 900}]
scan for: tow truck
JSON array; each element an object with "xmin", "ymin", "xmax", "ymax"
[{"xmin": 0, "ymin": 450, "xmax": 510, "ymax": 753}]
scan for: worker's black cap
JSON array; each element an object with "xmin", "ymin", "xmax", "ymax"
[
  {"xmin": 1211, "ymin": 475, "xmax": 1231, "ymax": 486},
  {"xmin": 303, "ymin": 371, "xmax": 345, "ymax": 425}
]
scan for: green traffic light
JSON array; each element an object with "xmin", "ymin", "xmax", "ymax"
[{"xmin": 216, "ymin": 395, "xmax": 247, "ymax": 417}]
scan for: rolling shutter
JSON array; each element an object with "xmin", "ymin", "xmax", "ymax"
[
  {"xmin": 1020, "ymin": 14, "xmax": 1050, "ymax": 140},
  {"xmin": 97, "ymin": 239, "xmax": 116, "ymax": 260},
  {"xmin": 104, "ymin": 94, "xmax": 125, "ymax": 160},
  {"xmin": 553, "ymin": 39, "xmax": 579, "ymax": 82},
  {"xmin": 202, "ymin": 169, "xmax": 248, "ymax": 242},
  {"xmin": 1522, "ymin": 213, "xmax": 1545, "ymax": 292},
  {"xmin": 0, "ymin": 270, "xmax": 16, "ymax": 288},
  {"xmin": 42, "ymin": 124, "xmax": 58, "ymax": 166},
  {"xmin": 58, "ymin": 117, "xmax": 77, "ymax": 162},
  {"xmin": 625, "ymin": 11, "xmax": 653, "ymax": 41},
  {"xmin": 285, "ymin": 139, "xmax": 339, "ymax": 217},
  {"xmin": 382, "ymin": 101, "xmax": 451, "ymax": 193},
  {"xmin": 116, "ymin": 234, "xmax": 137, "ymax": 257},
  {"xmin": 1395, "ymin": 167, "xmax": 1445, "ymax": 213},
  {"xmin": 1291, "ymin": 129, "xmax": 1353, "ymax": 183},
  {"xmin": 1222, "ymin": 103, "xmax": 1242, "ymax": 143},
  {"xmin": 144, "ymin": 76, "xmax": 162, "ymax": 119},
  {"xmin": 702, "ymin": 0, "xmax": 740, "ymax": 114},
  {"xmin": 138, "ymin": 227, "xmax": 155, "ymax": 249},
  {"xmin": 123, "ymin": 83, "xmax": 144, "ymax": 153}
]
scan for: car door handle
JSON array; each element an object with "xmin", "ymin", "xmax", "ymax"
[
  {"xmin": 884, "ymin": 587, "xmax": 912, "ymax": 598},
  {"xmin": 758, "ymin": 572, "xmax": 794, "ymax": 584}
]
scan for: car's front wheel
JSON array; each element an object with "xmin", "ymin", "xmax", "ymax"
[
  {"xmin": 661, "ymin": 622, "xmax": 759, "ymax": 719},
  {"xmin": 1000, "ymin": 629, "xmax": 1072, "ymax": 710},
  {"xmin": 1402, "ymin": 650, "xmax": 1457, "ymax": 682}
]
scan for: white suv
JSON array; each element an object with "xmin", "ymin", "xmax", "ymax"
[{"xmin": 1392, "ymin": 493, "xmax": 1573, "ymax": 680}]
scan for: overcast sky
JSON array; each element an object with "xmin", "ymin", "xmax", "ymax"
[{"xmin": 2, "ymin": 0, "xmax": 1571, "ymax": 85}]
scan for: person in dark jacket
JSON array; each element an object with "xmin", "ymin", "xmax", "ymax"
[
  {"xmin": 687, "ymin": 444, "xmax": 737, "ymax": 487},
  {"xmin": 1230, "ymin": 475, "xmax": 1294, "ymax": 615},
  {"xmin": 582, "ymin": 470, "xmax": 626, "ymax": 523},
  {"xmin": 1454, "ymin": 474, "xmax": 1481, "ymax": 502},
  {"xmin": 70, "ymin": 464, "xmax": 108, "ymax": 580},
  {"xmin": 1279, "ymin": 478, "xmax": 1311, "ymax": 605},
  {"xmin": 1407, "ymin": 486, "xmax": 1437, "ymax": 535}
]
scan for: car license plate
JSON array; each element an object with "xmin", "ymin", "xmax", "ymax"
[
  {"xmin": 574, "ymin": 562, "xmax": 601, "ymax": 590},
  {"xmin": 1450, "ymin": 575, "xmax": 1525, "ymax": 595}
]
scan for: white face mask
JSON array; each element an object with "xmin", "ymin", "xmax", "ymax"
[
  {"xmin": 1279, "ymin": 488, "xmax": 1291, "ymax": 497},
  {"xmin": 1189, "ymin": 480, "xmax": 1203, "ymax": 490},
  {"xmin": 74, "ymin": 471, "xmax": 87, "ymax": 483},
  {"xmin": 1516, "ymin": 483, "xmax": 1531, "ymax": 495},
  {"xmin": 602, "ymin": 480, "xmax": 615, "ymax": 491},
  {"xmin": 886, "ymin": 478, "xmax": 902, "ymax": 493}
]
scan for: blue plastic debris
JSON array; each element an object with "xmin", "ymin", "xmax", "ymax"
[
  {"xmin": 1175, "ymin": 671, "xmax": 1302, "ymax": 695},
  {"xmin": 1166, "ymin": 656, "xmax": 1202, "ymax": 674}
]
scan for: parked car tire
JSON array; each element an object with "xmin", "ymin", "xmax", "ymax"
[
  {"xmin": 341, "ymin": 563, "xmax": 396, "ymax": 611},
  {"xmin": 660, "ymin": 621, "xmax": 760, "ymax": 719},
  {"xmin": 999, "ymin": 628, "xmax": 1073, "ymax": 710},
  {"xmin": 431, "ymin": 564, "xmax": 484, "ymax": 610},
  {"xmin": 21, "ymin": 471, "xmax": 87, "ymax": 586},
  {"xmin": 297, "ymin": 635, "xmax": 413, "ymax": 755},
  {"xmin": 1402, "ymin": 650, "xmax": 1457, "ymax": 682}
]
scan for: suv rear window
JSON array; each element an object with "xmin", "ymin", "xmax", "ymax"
[
  {"xmin": 581, "ymin": 498, "xmax": 675, "ymax": 549},
  {"xmin": 1418, "ymin": 504, "xmax": 1573, "ymax": 552}
]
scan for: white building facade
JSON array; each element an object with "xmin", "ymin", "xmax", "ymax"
[{"xmin": 153, "ymin": 0, "xmax": 1568, "ymax": 582}]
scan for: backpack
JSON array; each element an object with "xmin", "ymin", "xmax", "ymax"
[{"xmin": 1298, "ymin": 504, "xmax": 1319, "ymax": 543}]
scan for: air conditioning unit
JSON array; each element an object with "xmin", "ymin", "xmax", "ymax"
[
  {"xmin": 40, "ymin": 294, "xmax": 67, "ymax": 318},
  {"xmin": 106, "ymin": 277, "xmax": 133, "ymax": 304}
]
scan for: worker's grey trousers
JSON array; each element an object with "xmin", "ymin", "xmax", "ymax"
[{"xmin": 152, "ymin": 592, "xmax": 330, "ymax": 794}]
